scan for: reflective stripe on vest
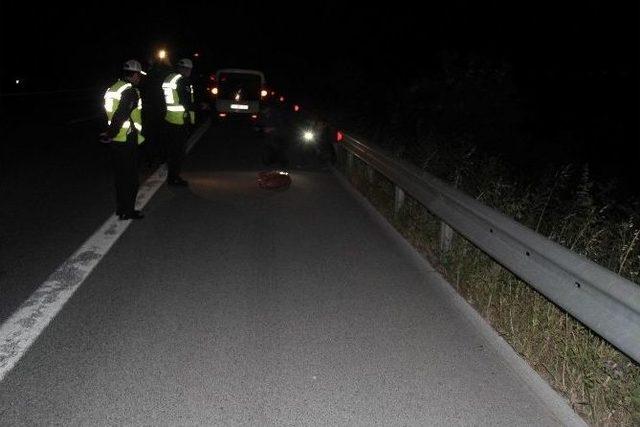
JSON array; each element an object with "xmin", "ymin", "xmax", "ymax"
[
  {"xmin": 104, "ymin": 80, "xmax": 145, "ymax": 144},
  {"xmin": 189, "ymin": 84, "xmax": 195, "ymax": 124},
  {"xmin": 107, "ymin": 119, "xmax": 143, "ymax": 132},
  {"xmin": 163, "ymin": 73, "xmax": 194, "ymax": 125}
]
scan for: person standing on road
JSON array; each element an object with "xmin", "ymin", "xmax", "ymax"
[
  {"xmin": 162, "ymin": 58, "xmax": 195, "ymax": 186},
  {"xmin": 256, "ymin": 99, "xmax": 291, "ymax": 170},
  {"xmin": 140, "ymin": 55, "xmax": 171, "ymax": 168},
  {"xmin": 101, "ymin": 59, "xmax": 146, "ymax": 220}
]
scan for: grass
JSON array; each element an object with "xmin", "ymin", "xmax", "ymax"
[{"xmin": 336, "ymin": 150, "xmax": 640, "ymax": 426}]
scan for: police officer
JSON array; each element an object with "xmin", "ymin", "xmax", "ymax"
[
  {"xmin": 162, "ymin": 58, "xmax": 195, "ymax": 186},
  {"xmin": 257, "ymin": 98, "xmax": 292, "ymax": 169},
  {"xmin": 102, "ymin": 59, "xmax": 146, "ymax": 220},
  {"xmin": 139, "ymin": 55, "xmax": 171, "ymax": 167}
]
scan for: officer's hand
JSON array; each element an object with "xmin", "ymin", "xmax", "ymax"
[{"xmin": 99, "ymin": 132, "xmax": 112, "ymax": 144}]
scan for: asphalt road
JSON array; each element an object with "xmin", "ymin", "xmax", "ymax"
[
  {"xmin": 0, "ymin": 93, "xmax": 113, "ymax": 323},
  {"xmin": 0, "ymin": 121, "xmax": 578, "ymax": 425}
]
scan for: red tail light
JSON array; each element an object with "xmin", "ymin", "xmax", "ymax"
[{"xmin": 336, "ymin": 131, "xmax": 344, "ymax": 142}]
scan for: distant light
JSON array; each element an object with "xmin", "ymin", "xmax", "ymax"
[
  {"xmin": 294, "ymin": 105, "xmax": 300, "ymax": 112},
  {"xmin": 157, "ymin": 49, "xmax": 167, "ymax": 60},
  {"xmin": 279, "ymin": 96, "xmax": 285, "ymax": 102},
  {"xmin": 234, "ymin": 93, "xmax": 241, "ymax": 101},
  {"xmin": 211, "ymin": 87, "xmax": 218, "ymax": 95},
  {"xmin": 336, "ymin": 131, "xmax": 344, "ymax": 142},
  {"xmin": 15, "ymin": 79, "xmax": 20, "ymax": 85},
  {"xmin": 251, "ymin": 114, "xmax": 258, "ymax": 119},
  {"xmin": 219, "ymin": 113, "xmax": 227, "ymax": 118},
  {"xmin": 271, "ymin": 91, "xmax": 276, "ymax": 96},
  {"xmin": 260, "ymin": 89, "xmax": 268, "ymax": 97},
  {"xmin": 193, "ymin": 52, "xmax": 200, "ymax": 57},
  {"xmin": 303, "ymin": 130, "xmax": 315, "ymax": 142}
]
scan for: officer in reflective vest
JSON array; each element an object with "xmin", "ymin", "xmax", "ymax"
[
  {"xmin": 102, "ymin": 59, "xmax": 146, "ymax": 220},
  {"xmin": 162, "ymin": 58, "xmax": 195, "ymax": 186}
]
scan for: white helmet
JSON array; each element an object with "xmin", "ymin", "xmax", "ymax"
[
  {"xmin": 122, "ymin": 59, "xmax": 146, "ymax": 75},
  {"xmin": 177, "ymin": 58, "xmax": 193, "ymax": 69}
]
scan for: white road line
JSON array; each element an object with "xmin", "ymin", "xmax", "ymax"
[
  {"xmin": 0, "ymin": 119, "xmax": 211, "ymax": 382},
  {"xmin": 186, "ymin": 119, "xmax": 210, "ymax": 153}
]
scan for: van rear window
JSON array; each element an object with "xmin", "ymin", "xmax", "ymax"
[{"xmin": 218, "ymin": 73, "xmax": 262, "ymax": 101}]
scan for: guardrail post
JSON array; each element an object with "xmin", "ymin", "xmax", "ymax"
[
  {"xmin": 440, "ymin": 221, "xmax": 454, "ymax": 253},
  {"xmin": 394, "ymin": 186, "xmax": 405, "ymax": 217},
  {"xmin": 346, "ymin": 151, "xmax": 354, "ymax": 174},
  {"xmin": 366, "ymin": 166, "xmax": 375, "ymax": 183}
]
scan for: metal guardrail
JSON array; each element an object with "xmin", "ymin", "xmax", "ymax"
[{"xmin": 338, "ymin": 133, "xmax": 640, "ymax": 363}]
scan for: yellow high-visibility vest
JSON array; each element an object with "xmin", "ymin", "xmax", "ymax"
[
  {"xmin": 103, "ymin": 80, "xmax": 144, "ymax": 144},
  {"xmin": 162, "ymin": 73, "xmax": 195, "ymax": 125}
]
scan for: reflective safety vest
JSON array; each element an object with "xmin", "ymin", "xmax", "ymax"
[
  {"xmin": 162, "ymin": 73, "xmax": 195, "ymax": 125},
  {"xmin": 103, "ymin": 80, "xmax": 144, "ymax": 144}
]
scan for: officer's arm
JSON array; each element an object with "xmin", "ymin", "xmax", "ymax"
[
  {"xmin": 177, "ymin": 79, "xmax": 194, "ymax": 112},
  {"xmin": 106, "ymin": 88, "xmax": 136, "ymax": 138}
]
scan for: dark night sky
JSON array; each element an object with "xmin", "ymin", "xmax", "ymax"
[
  {"xmin": 1, "ymin": 1, "xmax": 636, "ymax": 84},
  {"xmin": 1, "ymin": 1, "xmax": 638, "ymax": 172}
]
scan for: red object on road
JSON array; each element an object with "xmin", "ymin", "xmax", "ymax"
[{"xmin": 258, "ymin": 171, "xmax": 291, "ymax": 189}]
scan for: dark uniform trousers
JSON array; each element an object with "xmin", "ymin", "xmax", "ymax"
[
  {"xmin": 263, "ymin": 133, "xmax": 289, "ymax": 169},
  {"xmin": 165, "ymin": 123, "xmax": 189, "ymax": 181},
  {"xmin": 110, "ymin": 137, "xmax": 139, "ymax": 215}
]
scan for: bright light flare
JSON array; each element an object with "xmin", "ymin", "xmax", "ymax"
[{"xmin": 303, "ymin": 130, "xmax": 315, "ymax": 142}]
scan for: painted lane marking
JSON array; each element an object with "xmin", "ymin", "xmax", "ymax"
[{"xmin": 0, "ymin": 119, "xmax": 211, "ymax": 382}]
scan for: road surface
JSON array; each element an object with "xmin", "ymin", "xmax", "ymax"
[{"xmin": 0, "ymin": 121, "xmax": 581, "ymax": 425}]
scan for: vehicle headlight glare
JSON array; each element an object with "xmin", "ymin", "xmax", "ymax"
[{"xmin": 303, "ymin": 130, "xmax": 315, "ymax": 142}]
